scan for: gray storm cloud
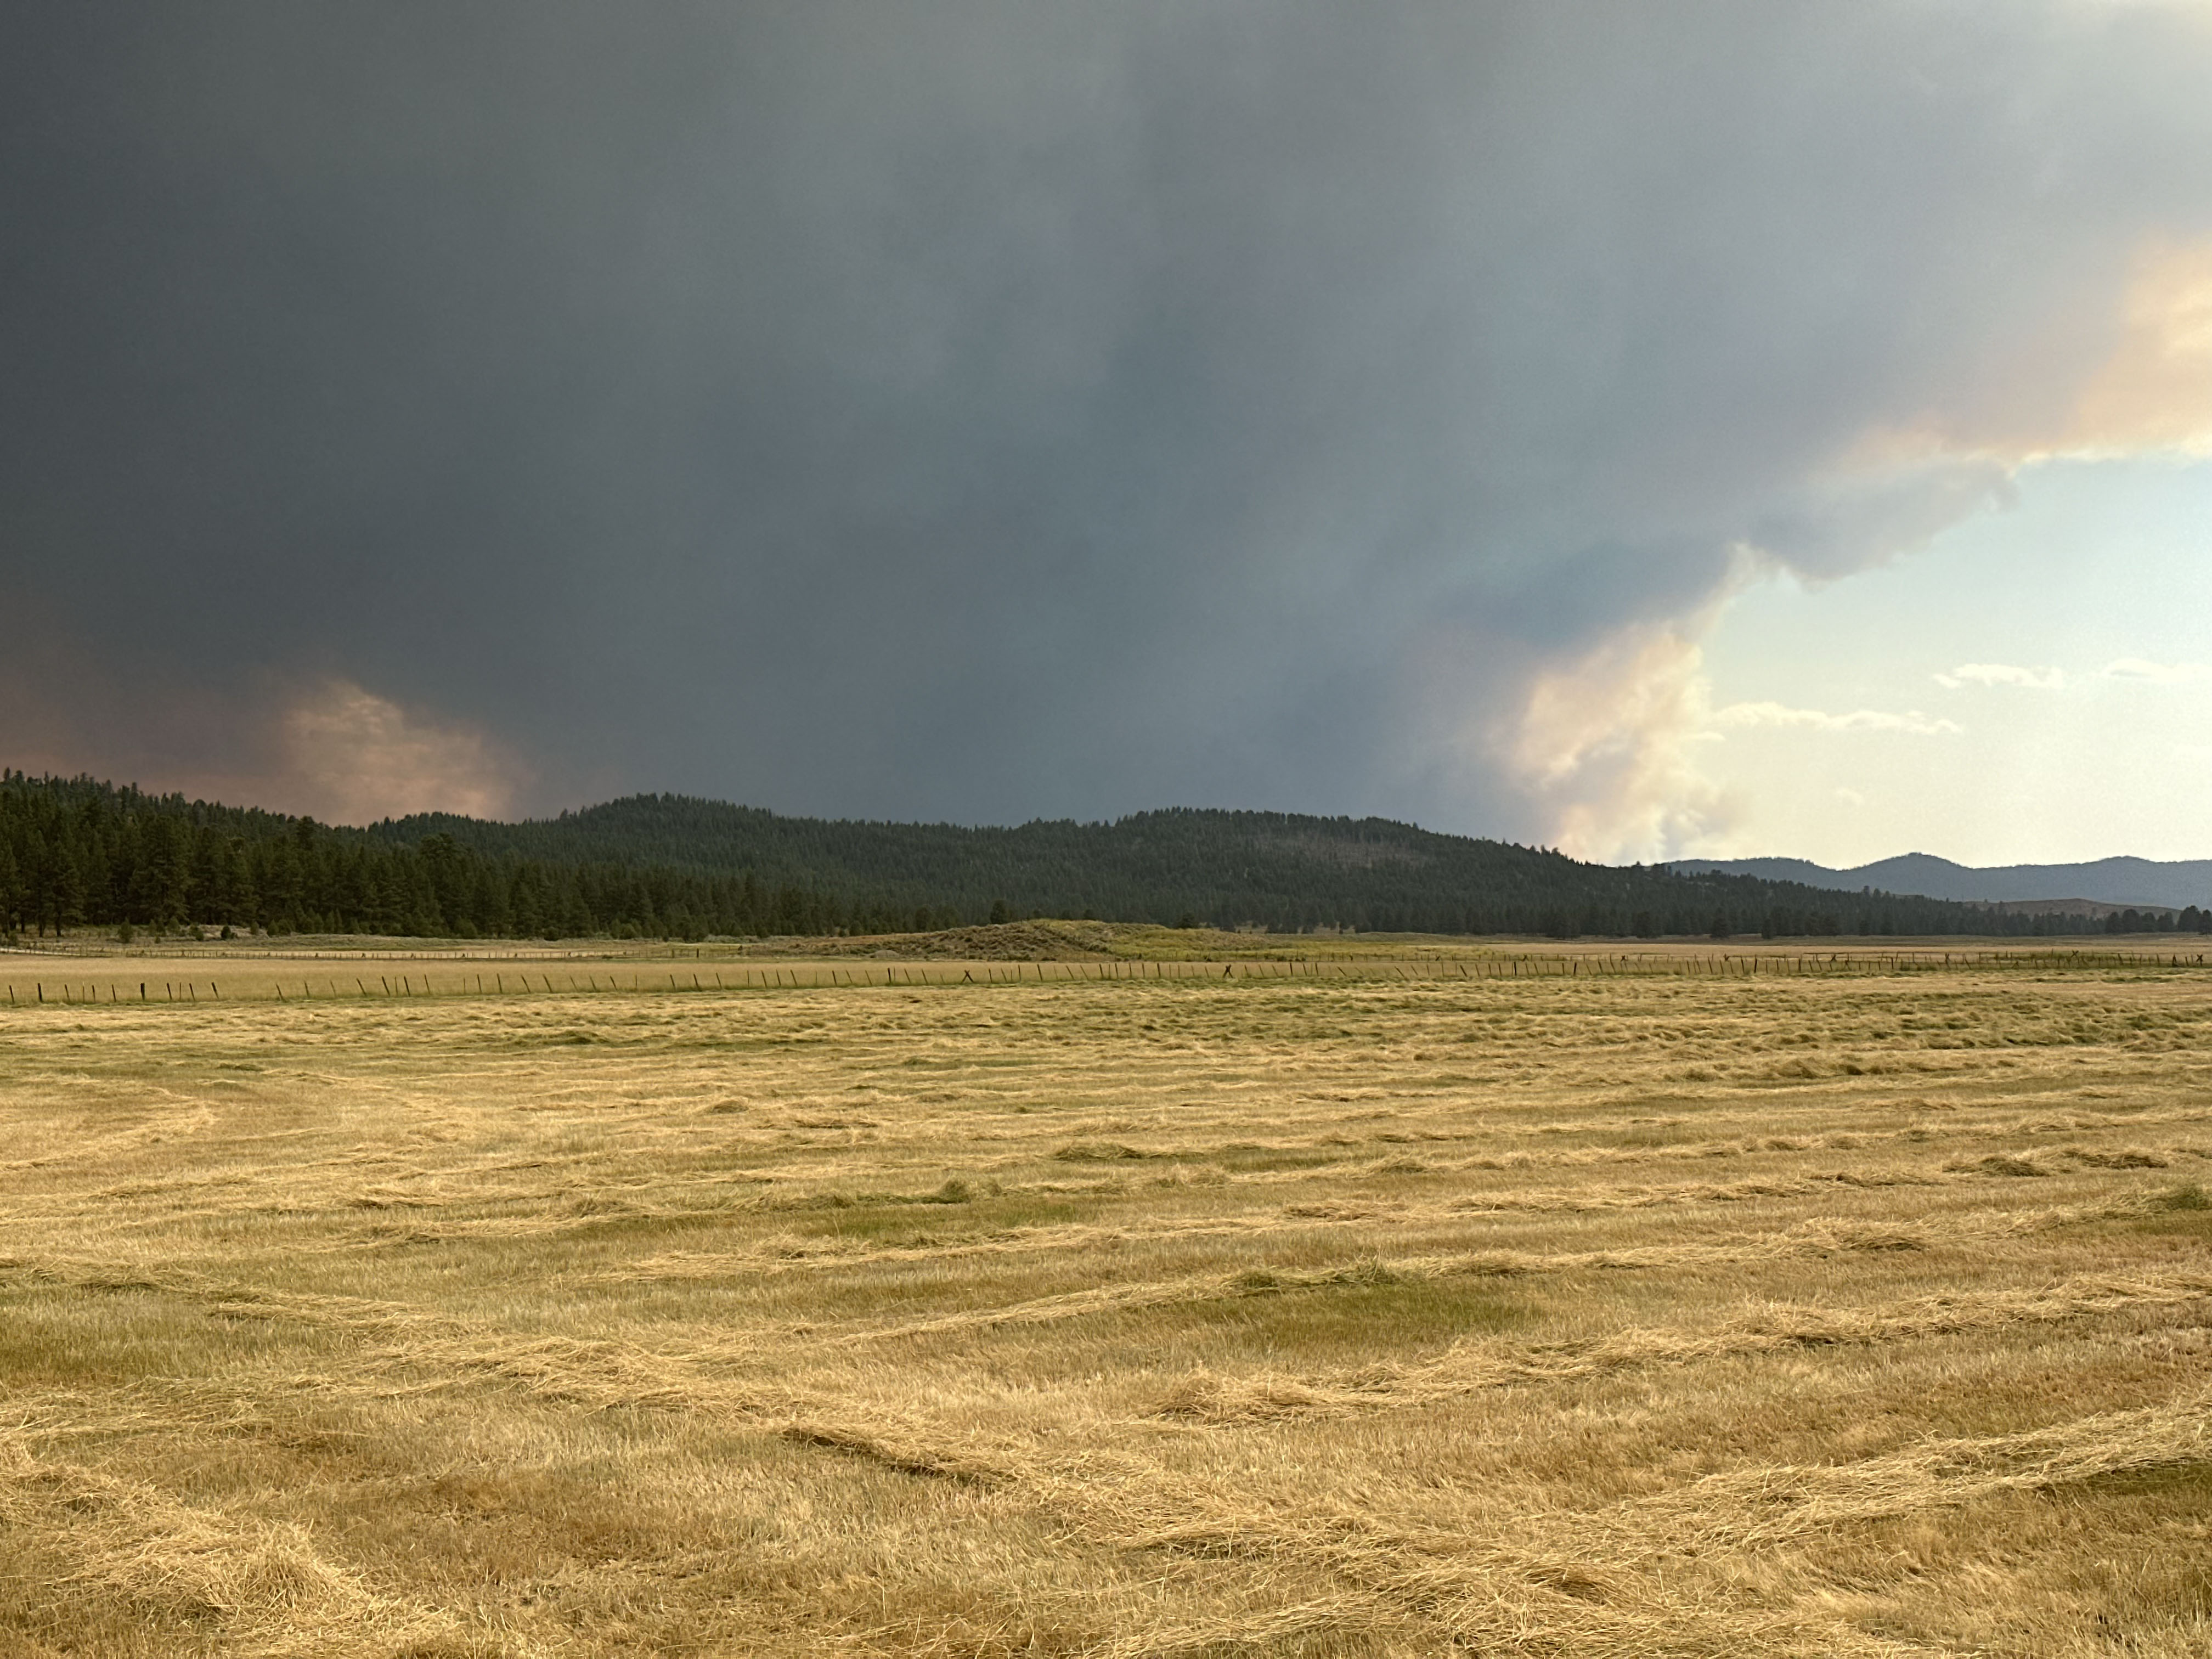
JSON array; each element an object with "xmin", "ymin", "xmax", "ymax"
[{"xmin": 5, "ymin": 2, "xmax": 2211, "ymax": 843}]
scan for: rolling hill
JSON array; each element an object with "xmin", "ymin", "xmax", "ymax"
[{"xmin": 5, "ymin": 771, "xmax": 2202, "ymax": 940}]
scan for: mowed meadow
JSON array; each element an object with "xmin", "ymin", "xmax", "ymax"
[{"xmin": 2, "ymin": 943, "xmax": 2209, "ymax": 1656}]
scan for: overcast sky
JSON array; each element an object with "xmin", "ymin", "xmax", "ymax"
[{"xmin": 6, "ymin": 2, "xmax": 2211, "ymax": 861}]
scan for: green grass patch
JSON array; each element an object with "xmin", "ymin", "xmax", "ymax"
[
  {"xmin": 0, "ymin": 1286, "xmax": 315, "ymax": 1387},
  {"xmin": 2129, "ymin": 1183, "xmax": 2212, "ymax": 1237},
  {"xmin": 2074, "ymin": 1460, "xmax": 2212, "ymax": 1505},
  {"xmin": 1206, "ymin": 1143, "xmax": 1346, "ymax": 1172},
  {"xmin": 802, "ymin": 1189, "xmax": 1094, "ymax": 1243},
  {"xmin": 1103, "ymin": 1278, "xmax": 1535, "ymax": 1367}
]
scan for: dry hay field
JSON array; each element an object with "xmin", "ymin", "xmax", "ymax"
[{"xmin": 1, "ymin": 947, "xmax": 2209, "ymax": 1656}]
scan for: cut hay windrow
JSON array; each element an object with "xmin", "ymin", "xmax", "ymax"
[
  {"xmin": 0, "ymin": 1424, "xmax": 465, "ymax": 1654},
  {"xmin": 805, "ymin": 1194, "xmax": 2174, "ymax": 1346},
  {"xmin": 1040, "ymin": 1384, "xmax": 2212, "ymax": 1658},
  {"xmin": 1627, "ymin": 1380, "xmax": 2212, "ymax": 1548},
  {"xmin": 1153, "ymin": 1268, "xmax": 2212, "ymax": 1421}
]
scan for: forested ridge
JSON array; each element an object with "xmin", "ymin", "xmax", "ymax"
[{"xmin": 4, "ymin": 772, "xmax": 2201, "ymax": 942}]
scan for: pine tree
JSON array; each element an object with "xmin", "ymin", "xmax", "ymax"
[{"xmin": 0, "ymin": 839, "xmax": 20, "ymax": 936}]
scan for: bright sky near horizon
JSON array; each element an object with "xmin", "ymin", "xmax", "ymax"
[
  {"xmin": 1690, "ymin": 456, "xmax": 2212, "ymax": 867},
  {"xmin": 4, "ymin": 3, "xmax": 2211, "ymax": 866}
]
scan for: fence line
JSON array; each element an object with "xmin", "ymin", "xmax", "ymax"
[{"xmin": 6, "ymin": 946, "xmax": 2210, "ymax": 1009}]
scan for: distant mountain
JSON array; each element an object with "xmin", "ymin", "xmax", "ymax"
[{"xmin": 1667, "ymin": 853, "xmax": 2212, "ymax": 911}]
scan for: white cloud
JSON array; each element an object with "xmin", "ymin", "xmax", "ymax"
[
  {"xmin": 1934, "ymin": 662, "xmax": 2066, "ymax": 690},
  {"xmin": 1833, "ymin": 787, "xmax": 1867, "ymax": 808},
  {"xmin": 1712, "ymin": 702, "xmax": 1963, "ymax": 736},
  {"xmin": 2102, "ymin": 657, "xmax": 2212, "ymax": 684}
]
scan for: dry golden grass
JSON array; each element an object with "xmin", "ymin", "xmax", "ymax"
[{"xmin": 1, "ymin": 946, "xmax": 2208, "ymax": 1655}]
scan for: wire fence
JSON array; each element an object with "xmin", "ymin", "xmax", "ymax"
[{"xmin": 6, "ymin": 945, "xmax": 2210, "ymax": 1009}]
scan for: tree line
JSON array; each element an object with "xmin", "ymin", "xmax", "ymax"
[
  {"xmin": 5, "ymin": 773, "xmax": 2202, "ymax": 943},
  {"xmin": 0, "ymin": 775, "xmax": 943, "ymax": 941}
]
